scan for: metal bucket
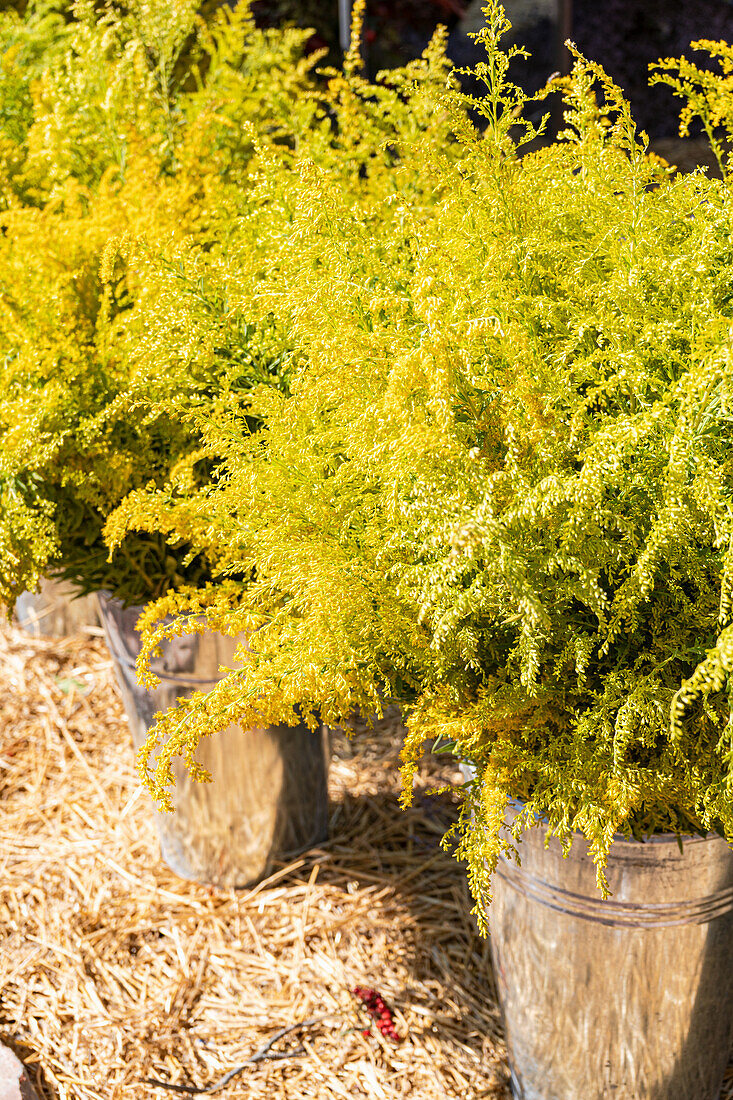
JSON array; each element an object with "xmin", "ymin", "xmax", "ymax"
[
  {"xmin": 490, "ymin": 802, "xmax": 733, "ymax": 1100},
  {"xmin": 15, "ymin": 578, "xmax": 100, "ymax": 637},
  {"xmin": 97, "ymin": 594, "xmax": 330, "ymax": 888}
]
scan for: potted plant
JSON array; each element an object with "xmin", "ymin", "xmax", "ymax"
[
  {"xmin": 121, "ymin": 6, "xmax": 733, "ymax": 1095},
  {"xmin": 0, "ymin": 0, "xmax": 332, "ymax": 886},
  {"xmin": 89, "ymin": 0, "xmax": 459, "ymax": 882},
  {"xmin": 0, "ymin": 2, "xmax": 98, "ymax": 637}
]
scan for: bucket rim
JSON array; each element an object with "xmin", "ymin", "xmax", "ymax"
[{"xmin": 506, "ymin": 798, "xmax": 725, "ymax": 848}]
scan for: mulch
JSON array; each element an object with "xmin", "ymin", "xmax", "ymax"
[
  {"xmin": 0, "ymin": 617, "xmax": 508, "ymax": 1099},
  {"xmin": 3, "ymin": 614, "xmax": 733, "ymax": 1098}
]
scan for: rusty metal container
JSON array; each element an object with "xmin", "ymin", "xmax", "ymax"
[
  {"xmin": 97, "ymin": 594, "xmax": 330, "ymax": 888},
  {"xmin": 15, "ymin": 578, "xmax": 100, "ymax": 637},
  {"xmin": 489, "ymin": 801, "xmax": 733, "ymax": 1100}
]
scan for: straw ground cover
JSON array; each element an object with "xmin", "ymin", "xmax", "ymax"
[{"xmin": 0, "ymin": 614, "xmax": 509, "ymax": 1099}]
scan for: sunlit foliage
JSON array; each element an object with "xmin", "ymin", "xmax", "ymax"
[
  {"xmin": 113, "ymin": 5, "xmax": 733, "ymax": 926},
  {"xmin": 0, "ymin": 0, "xmax": 319, "ymax": 605}
]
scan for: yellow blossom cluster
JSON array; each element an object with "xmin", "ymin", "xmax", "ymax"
[
  {"xmin": 5, "ymin": 0, "xmax": 733, "ymax": 925},
  {"xmin": 0, "ymin": 0, "xmax": 320, "ymax": 604}
]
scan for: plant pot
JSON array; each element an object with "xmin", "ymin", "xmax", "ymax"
[
  {"xmin": 97, "ymin": 593, "xmax": 330, "ymax": 888},
  {"xmin": 15, "ymin": 578, "xmax": 100, "ymax": 637},
  {"xmin": 490, "ymin": 801, "xmax": 733, "ymax": 1100}
]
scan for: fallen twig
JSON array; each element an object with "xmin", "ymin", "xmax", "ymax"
[{"xmin": 145, "ymin": 1017, "xmax": 326, "ymax": 1095}]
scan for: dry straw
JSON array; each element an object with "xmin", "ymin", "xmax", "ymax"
[{"xmin": 0, "ymin": 616, "xmax": 509, "ymax": 1099}]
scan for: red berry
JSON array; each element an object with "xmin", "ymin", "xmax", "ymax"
[{"xmin": 352, "ymin": 984, "xmax": 402, "ymax": 1042}]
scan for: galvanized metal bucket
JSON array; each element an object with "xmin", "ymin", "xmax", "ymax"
[
  {"xmin": 97, "ymin": 594, "xmax": 330, "ymax": 888},
  {"xmin": 15, "ymin": 578, "xmax": 100, "ymax": 637},
  {"xmin": 490, "ymin": 802, "xmax": 733, "ymax": 1100}
]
